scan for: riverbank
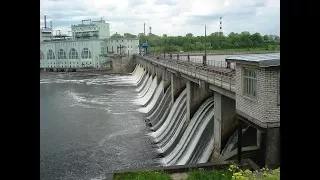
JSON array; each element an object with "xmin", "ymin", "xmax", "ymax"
[{"xmin": 112, "ymin": 164, "xmax": 280, "ymax": 180}]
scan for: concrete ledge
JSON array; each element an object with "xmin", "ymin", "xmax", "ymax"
[{"xmin": 237, "ymin": 110, "xmax": 280, "ymax": 129}]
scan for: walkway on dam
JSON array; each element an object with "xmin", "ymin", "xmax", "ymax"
[{"xmin": 139, "ymin": 55, "xmax": 236, "ymax": 93}]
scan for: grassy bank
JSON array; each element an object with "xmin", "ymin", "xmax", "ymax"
[{"xmin": 113, "ymin": 165, "xmax": 280, "ymax": 180}]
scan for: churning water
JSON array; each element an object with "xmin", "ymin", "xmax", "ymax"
[{"xmin": 40, "ymin": 72, "xmax": 161, "ymax": 180}]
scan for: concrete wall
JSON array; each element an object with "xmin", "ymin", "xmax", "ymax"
[
  {"xmin": 171, "ymin": 73, "xmax": 186, "ymax": 103},
  {"xmin": 212, "ymin": 92, "xmax": 237, "ymax": 160},
  {"xmin": 235, "ymin": 65, "xmax": 280, "ymax": 127},
  {"xmin": 109, "ymin": 55, "xmax": 136, "ymax": 73},
  {"xmin": 265, "ymin": 128, "xmax": 280, "ymax": 168},
  {"xmin": 186, "ymin": 80, "xmax": 214, "ymax": 123}
]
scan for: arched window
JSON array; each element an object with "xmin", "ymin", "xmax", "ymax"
[
  {"xmin": 81, "ymin": 48, "xmax": 92, "ymax": 59},
  {"xmin": 47, "ymin": 49, "xmax": 55, "ymax": 60},
  {"xmin": 40, "ymin": 50, "xmax": 44, "ymax": 60},
  {"xmin": 58, "ymin": 49, "xmax": 67, "ymax": 59},
  {"xmin": 69, "ymin": 48, "xmax": 78, "ymax": 59}
]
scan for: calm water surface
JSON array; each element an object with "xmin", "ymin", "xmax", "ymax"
[{"xmin": 40, "ymin": 72, "xmax": 160, "ymax": 180}]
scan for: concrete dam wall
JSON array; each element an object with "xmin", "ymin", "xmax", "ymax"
[{"xmin": 130, "ymin": 64, "xmax": 260, "ymax": 166}]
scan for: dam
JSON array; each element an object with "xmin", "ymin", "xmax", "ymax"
[
  {"xmin": 40, "ymin": 52, "xmax": 280, "ymax": 179},
  {"xmin": 131, "ymin": 52, "xmax": 280, "ymax": 169}
]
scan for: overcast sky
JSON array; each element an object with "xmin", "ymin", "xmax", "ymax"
[{"xmin": 40, "ymin": 0, "xmax": 279, "ymax": 37}]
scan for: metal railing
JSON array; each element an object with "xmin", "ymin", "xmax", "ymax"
[
  {"xmin": 140, "ymin": 55, "xmax": 236, "ymax": 92},
  {"xmin": 150, "ymin": 53, "xmax": 237, "ymax": 69}
]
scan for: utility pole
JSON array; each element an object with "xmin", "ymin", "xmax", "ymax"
[
  {"xmin": 203, "ymin": 25, "xmax": 207, "ymax": 66},
  {"xmin": 205, "ymin": 25, "xmax": 207, "ymax": 57}
]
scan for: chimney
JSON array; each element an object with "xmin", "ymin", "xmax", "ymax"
[{"xmin": 44, "ymin": 15, "xmax": 47, "ymax": 29}]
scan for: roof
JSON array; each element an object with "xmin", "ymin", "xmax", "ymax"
[{"xmin": 225, "ymin": 53, "xmax": 280, "ymax": 67}]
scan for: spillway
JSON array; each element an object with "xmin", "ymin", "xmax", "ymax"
[
  {"xmin": 137, "ymin": 81, "xmax": 164, "ymax": 114},
  {"xmin": 135, "ymin": 77, "xmax": 158, "ymax": 106},
  {"xmin": 148, "ymin": 86, "xmax": 172, "ymax": 127},
  {"xmin": 162, "ymin": 97, "xmax": 215, "ymax": 166},
  {"xmin": 148, "ymin": 89, "xmax": 187, "ymax": 141}
]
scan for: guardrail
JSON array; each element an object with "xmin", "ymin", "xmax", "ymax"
[
  {"xmin": 140, "ymin": 55, "xmax": 236, "ymax": 92},
  {"xmin": 162, "ymin": 51, "xmax": 280, "ymax": 56}
]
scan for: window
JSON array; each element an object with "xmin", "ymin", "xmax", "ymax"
[
  {"xmin": 47, "ymin": 49, "xmax": 55, "ymax": 60},
  {"xmin": 243, "ymin": 68, "xmax": 257, "ymax": 97},
  {"xmin": 58, "ymin": 49, "xmax": 67, "ymax": 59},
  {"xmin": 81, "ymin": 48, "xmax": 92, "ymax": 59},
  {"xmin": 40, "ymin": 50, "xmax": 44, "ymax": 60},
  {"xmin": 69, "ymin": 48, "xmax": 78, "ymax": 59}
]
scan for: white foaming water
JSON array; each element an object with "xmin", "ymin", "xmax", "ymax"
[
  {"xmin": 175, "ymin": 107, "xmax": 214, "ymax": 165},
  {"xmin": 137, "ymin": 81, "xmax": 164, "ymax": 113},
  {"xmin": 162, "ymin": 97, "xmax": 214, "ymax": 166},
  {"xmin": 134, "ymin": 77, "xmax": 157, "ymax": 106},
  {"xmin": 155, "ymin": 98, "xmax": 186, "ymax": 145},
  {"xmin": 197, "ymin": 131, "xmax": 215, "ymax": 163},
  {"xmin": 137, "ymin": 75, "xmax": 152, "ymax": 98},
  {"xmin": 157, "ymin": 113, "xmax": 187, "ymax": 154},
  {"xmin": 148, "ymin": 89, "xmax": 187, "ymax": 139},
  {"xmin": 136, "ymin": 73, "xmax": 149, "ymax": 93},
  {"xmin": 130, "ymin": 64, "xmax": 139, "ymax": 75},
  {"xmin": 150, "ymin": 103, "xmax": 171, "ymax": 131},
  {"xmin": 147, "ymin": 85, "xmax": 171, "ymax": 121}
]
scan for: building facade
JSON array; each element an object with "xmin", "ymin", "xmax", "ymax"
[{"xmin": 40, "ymin": 19, "xmax": 139, "ymax": 69}]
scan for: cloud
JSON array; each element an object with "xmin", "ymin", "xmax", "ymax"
[{"xmin": 40, "ymin": 0, "xmax": 280, "ymax": 36}]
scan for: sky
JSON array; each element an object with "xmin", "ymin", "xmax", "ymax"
[{"xmin": 40, "ymin": 0, "xmax": 280, "ymax": 37}]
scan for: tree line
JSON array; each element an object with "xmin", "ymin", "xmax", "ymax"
[{"xmin": 111, "ymin": 31, "xmax": 280, "ymax": 52}]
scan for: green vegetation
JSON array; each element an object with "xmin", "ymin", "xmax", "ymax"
[
  {"xmin": 113, "ymin": 169, "xmax": 170, "ymax": 180},
  {"xmin": 126, "ymin": 31, "xmax": 280, "ymax": 52},
  {"xmin": 187, "ymin": 168, "xmax": 233, "ymax": 180},
  {"xmin": 112, "ymin": 165, "xmax": 280, "ymax": 180}
]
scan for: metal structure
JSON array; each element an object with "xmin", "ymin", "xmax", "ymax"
[{"xmin": 139, "ymin": 42, "xmax": 149, "ymax": 56}]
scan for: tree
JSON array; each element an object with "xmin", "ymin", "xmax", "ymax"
[{"xmin": 186, "ymin": 33, "xmax": 193, "ymax": 38}]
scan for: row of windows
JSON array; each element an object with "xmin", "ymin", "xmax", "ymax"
[
  {"xmin": 41, "ymin": 48, "xmax": 91, "ymax": 60},
  {"xmin": 43, "ymin": 42, "xmax": 91, "ymax": 47},
  {"xmin": 110, "ymin": 40, "xmax": 133, "ymax": 43},
  {"xmin": 41, "ymin": 62, "xmax": 92, "ymax": 65}
]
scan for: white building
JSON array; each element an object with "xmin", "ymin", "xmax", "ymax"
[
  {"xmin": 101, "ymin": 37, "xmax": 140, "ymax": 55},
  {"xmin": 40, "ymin": 39, "xmax": 104, "ymax": 69},
  {"xmin": 40, "ymin": 19, "xmax": 140, "ymax": 69},
  {"xmin": 71, "ymin": 19, "xmax": 110, "ymax": 40}
]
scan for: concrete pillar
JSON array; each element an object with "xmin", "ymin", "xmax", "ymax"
[
  {"xmin": 265, "ymin": 128, "xmax": 280, "ymax": 168},
  {"xmin": 162, "ymin": 69, "xmax": 171, "ymax": 90},
  {"xmin": 155, "ymin": 66, "xmax": 162, "ymax": 84},
  {"xmin": 212, "ymin": 92, "xmax": 237, "ymax": 160},
  {"xmin": 257, "ymin": 130, "xmax": 262, "ymax": 148},
  {"xmin": 186, "ymin": 80, "xmax": 213, "ymax": 123},
  {"xmin": 151, "ymin": 64, "xmax": 156, "ymax": 76},
  {"xmin": 171, "ymin": 73, "xmax": 186, "ymax": 103},
  {"xmin": 44, "ymin": 68, "xmax": 47, "ymax": 72}
]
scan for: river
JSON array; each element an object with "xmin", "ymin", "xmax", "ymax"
[{"xmin": 40, "ymin": 72, "xmax": 161, "ymax": 180}]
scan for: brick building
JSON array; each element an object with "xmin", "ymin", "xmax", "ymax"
[{"xmin": 226, "ymin": 53, "xmax": 280, "ymax": 168}]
